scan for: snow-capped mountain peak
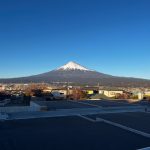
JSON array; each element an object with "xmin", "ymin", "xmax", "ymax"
[{"xmin": 57, "ymin": 61, "xmax": 90, "ymax": 71}]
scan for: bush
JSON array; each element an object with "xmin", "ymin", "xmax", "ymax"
[{"xmin": 69, "ymin": 89, "xmax": 88, "ymax": 100}]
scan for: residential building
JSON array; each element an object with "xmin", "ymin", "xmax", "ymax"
[{"xmin": 99, "ymin": 90, "xmax": 124, "ymax": 98}]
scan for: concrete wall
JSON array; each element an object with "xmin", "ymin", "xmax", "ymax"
[
  {"xmin": 0, "ymin": 101, "xmax": 41, "ymax": 113},
  {"xmin": 0, "ymin": 106, "xmax": 31, "ymax": 113},
  {"xmin": 0, "ymin": 99, "xmax": 11, "ymax": 106},
  {"xmin": 30, "ymin": 101, "xmax": 42, "ymax": 111}
]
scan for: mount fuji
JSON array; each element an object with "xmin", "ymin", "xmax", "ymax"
[
  {"xmin": 56, "ymin": 61, "xmax": 90, "ymax": 71},
  {"xmin": 0, "ymin": 61, "xmax": 150, "ymax": 87}
]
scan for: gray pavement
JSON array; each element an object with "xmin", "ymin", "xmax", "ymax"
[
  {"xmin": 88, "ymin": 112, "xmax": 150, "ymax": 134},
  {"xmin": 35, "ymin": 100, "xmax": 95, "ymax": 110},
  {"xmin": 0, "ymin": 116, "xmax": 150, "ymax": 150},
  {"xmin": 1, "ymin": 99, "xmax": 150, "ymax": 150},
  {"xmin": 77, "ymin": 99, "xmax": 141, "ymax": 107}
]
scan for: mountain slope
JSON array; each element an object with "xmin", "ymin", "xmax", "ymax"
[{"xmin": 0, "ymin": 61, "xmax": 150, "ymax": 87}]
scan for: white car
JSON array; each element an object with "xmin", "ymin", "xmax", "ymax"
[{"xmin": 51, "ymin": 92, "xmax": 65, "ymax": 100}]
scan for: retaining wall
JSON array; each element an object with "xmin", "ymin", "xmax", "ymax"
[{"xmin": 0, "ymin": 101, "xmax": 41, "ymax": 113}]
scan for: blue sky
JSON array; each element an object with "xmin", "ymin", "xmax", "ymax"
[{"xmin": 0, "ymin": 0, "xmax": 150, "ymax": 79}]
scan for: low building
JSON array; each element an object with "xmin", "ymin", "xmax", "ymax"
[
  {"xmin": 0, "ymin": 85, "xmax": 5, "ymax": 91},
  {"xmin": 43, "ymin": 87, "xmax": 53, "ymax": 93},
  {"xmin": 144, "ymin": 91, "xmax": 150, "ymax": 97},
  {"xmin": 99, "ymin": 90, "xmax": 124, "ymax": 98},
  {"xmin": 86, "ymin": 90, "xmax": 94, "ymax": 95},
  {"xmin": 82, "ymin": 87, "xmax": 99, "ymax": 95},
  {"xmin": 142, "ymin": 91, "xmax": 150, "ymax": 100},
  {"xmin": 138, "ymin": 92, "xmax": 144, "ymax": 100}
]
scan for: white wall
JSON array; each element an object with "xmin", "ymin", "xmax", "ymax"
[{"xmin": 103, "ymin": 90, "xmax": 123, "ymax": 97}]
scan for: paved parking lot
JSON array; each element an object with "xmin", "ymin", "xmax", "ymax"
[
  {"xmin": 35, "ymin": 100, "xmax": 95, "ymax": 110},
  {"xmin": 35, "ymin": 99, "xmax": 142, "ymax": 110},
  {"xmin": 0, "ymin": 115, "xmax": 150, "ymax": 150},
  {"xmin": 0, "ymin": 99, "xmax": 150, "ymax": 150},
  {"xmin": 87, "ymin": 112, "xmax": 150, "ymax": 134},
  {"xmin": 76, "ymin": 99, "xmax": 139, "ymax": 107}
]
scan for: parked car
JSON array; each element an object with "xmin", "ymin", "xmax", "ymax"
[
  {"xmin": 44, "ymin": 92, "xmax": 65, "ymax": 100},
  {"xmin": 51, "ymin": 92, "xmax": 65, "ymax": 100}
]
